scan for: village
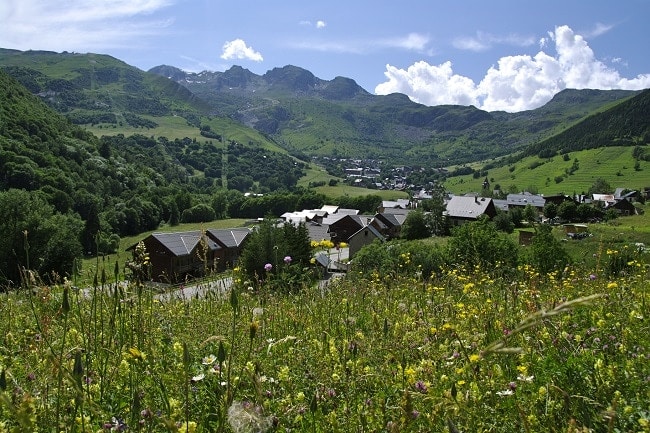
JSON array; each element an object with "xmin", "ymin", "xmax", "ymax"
[{"xmin": 132, "ymin": 186, "xmax": 645, "ymax": 284}]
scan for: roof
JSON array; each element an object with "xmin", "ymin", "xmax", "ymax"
[
  {"xmin": 381, "ymin": 207, "xmax": 411, "ymax": 215},
  {"xmin": 376, "ymin": 212, "xmax": 404, "ymax": 227},
  {"xmin": 445, "ymin": 196, "xmax": 493, "ymax": 219},
  {"xmin": 337, "ymin": 208, "xmax": 360, "ymax": 215},
  {"xmin": 349, "ymin": 224, "xmax": 385, "ymax": 242},
  {"xmin": 381, "ymin": 199, "xmax": 410, "ymax": 209},
  {"xmin": 592, "ymin": 194, "xmax": 615, "ymax": 203},
  {"xmin": 306, "ymin": 222, "xmax": 331, "ymax": 242},
  {"xmin": 150, "ymin": 231, "xmax": 220, "ymax": 256},
  {"xmin": 506, "ymin": 193, "xmax": 546, "ymax": 207},
  {"xmin": 207, "ymin": 228, "xmax": 251, "ymax": 248},
  {"xmin": 493, "ymin": 199, "xmax": 508, "ymax": 212},
  {"xmin": 320, "ymin": 205, "xmax": 339, "ymax": 214}
]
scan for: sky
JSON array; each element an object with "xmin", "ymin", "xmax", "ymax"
[{"xmin": 2, "ymin": 0, "xmax": 650, "ymax": 112}]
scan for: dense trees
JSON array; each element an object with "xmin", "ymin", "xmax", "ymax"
[
  {"xmin": 0, "ymin": 189, "xmax": 83, "ymax": 285},
  {"xmin": 238, "ymin": 219, "xmax": 313, "ymax": 290},
  {"xmin": 447, "ymin": 216, "xmax": 519, "ymax": 270}
]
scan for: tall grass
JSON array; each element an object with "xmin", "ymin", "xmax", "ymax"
[{"xmin": 0, "ymin": 247, "xmax": 648, "ymax": 431}]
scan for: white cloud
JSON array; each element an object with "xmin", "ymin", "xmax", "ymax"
[
  {"xmin": 375, "ymin": 61, "xmax": 479, "ymax": 106},
  {"xmin": 220, "ymin": 39, "xmax": 263, "ymax": 62},
  {"xmin": 375, "ymin": 25, "xmax": 650, "ymax": 112},
  {"xmin": 584, "ymin": 22, "xmax": 614, "ymax": 38},
  {"xmin": 453, "ymin": 31, "xmax": 535, "ymax": 52},
  {"xmin": 288, "ymin": 32, "xmax": 430, "ymax": 54},
  {"xmin": 299, "ymin": 19, "xmax": 326, "ymax": 29},
  {"xmin": 0, "ymin": 0, "xmax": 173, "ymax": 51}
]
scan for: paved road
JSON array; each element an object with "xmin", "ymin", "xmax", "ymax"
[{"xmin": 154, "ymin": 277, "xmax": 233, "ymax": 302}]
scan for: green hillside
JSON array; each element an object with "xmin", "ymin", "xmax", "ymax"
[
  {"xmin": 150, "ymin": 63, "xmax": 640, "ymax": 165},
  {"xmin": 445, "ymin": 146, "xmax": 650, "ymax": 195}
]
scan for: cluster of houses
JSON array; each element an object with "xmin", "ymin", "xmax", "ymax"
[{"xmin": 131, "ymin": 188, "xmax": 642, "ymax": 283}]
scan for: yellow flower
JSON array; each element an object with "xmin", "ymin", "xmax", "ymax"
[{"xmin": 469, "ymin": 354, "xmax": 480, "ymax": 363}]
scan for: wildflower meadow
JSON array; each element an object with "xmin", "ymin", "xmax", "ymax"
[{"xmin": 0, "ymin": 246, "xmax": 648, "ymax": 432}]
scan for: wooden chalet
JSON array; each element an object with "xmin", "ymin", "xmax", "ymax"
[
  {"xmin": 130, "ymin": 231, "xmax": 222, "ymax": 283},
  {"xmin": 206, "ymin": 228, "xmax": 252, "ymax": 270}
]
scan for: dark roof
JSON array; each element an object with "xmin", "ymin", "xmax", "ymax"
[
  {"xmin": 151, "ymin": 231, "xmax": 220, "ymax": 256},
  {"xmin": 379, "ymin": 212, "xmax": 404, "ymax": 227},
  {"xmin": 306, "ymin": 222, "xmax": 330, "ymax": 242},
  {"xmin": 207, "ymin": 228, "xmax": 251, "ymax": 248},
  {"xmin": 349, "ymin": 224, "xmax": 385, "ymax": 242}
]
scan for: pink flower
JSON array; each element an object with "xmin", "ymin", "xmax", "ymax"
[
  {"xmin": 264, "ymin": 263, "xmax": 272, "ymax": 271},
  {"xmin": 284, "ymin": 256, "xmax": 292, "ymax": 264}
]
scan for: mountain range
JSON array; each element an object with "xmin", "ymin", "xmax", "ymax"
[{"xmin": 1, "ymin": 48, "xmax": 646, "ymax": 168}]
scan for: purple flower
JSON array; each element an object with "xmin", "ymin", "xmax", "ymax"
[
  {"xmin": 589, "ymin": 274, "xmax": 597, "ymax": 280},
  {"xmin": 283, "ymin": 255, "xmax": 292, "ymax": 264},
  {"xmin": 415, "ymin": 380, "xmax": 428, "ymax": 393},
  {"xmin": 264, "ymin": 263, "xmax": 273, "ymax": 272}
]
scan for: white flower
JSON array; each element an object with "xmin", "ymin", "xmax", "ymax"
[
  {"xmin": 496, "ymin": 389, "xmax": 514, "ymax": 396},
  {"xmin": 191, "ymin": 374, "xmax": 205, "ymax": 383},
  {"xmin": 517, "ymin": 374, "xmax": 534, "ymax": 382},
  {"xmin": 202, "ymin": 354, "xmax": 217, "ymax": 365}
]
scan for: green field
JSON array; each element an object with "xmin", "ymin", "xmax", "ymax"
[
  {"xmin": 84, "ymin": 115, "xmax": 288, "ymax": 154},
  {"xmin": 445, "ymin": 146, "xmax": 650, "ymax": 195}
]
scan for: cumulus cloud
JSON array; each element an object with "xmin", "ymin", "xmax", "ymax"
[
  {"xmin": 220, "ymin": 39, "xmax": 263, "ymax": 62},
  {"xmin": 0, "ymin": 0, "xmax": 173, "ymax": 51},
  {"xmin": 375, "ymin": 25, "xmax": 650, "ymax": 112},
  {"xmin": 316, "ymin": 20, "xmax": 327, "ymax": 29}
]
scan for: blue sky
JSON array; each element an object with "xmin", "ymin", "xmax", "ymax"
[{"xmin": 2, "ymin": 0, "xmax": 649, "ymax": 112}]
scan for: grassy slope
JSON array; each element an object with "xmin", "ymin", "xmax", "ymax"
[{"xmin": 445, "ymin": 146, "xmax": 650, "ymax": 195}]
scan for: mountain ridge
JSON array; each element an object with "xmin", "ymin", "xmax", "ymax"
[{"xmin": 0, "ymin": 48, "xmax": 644, "ymax": 167}]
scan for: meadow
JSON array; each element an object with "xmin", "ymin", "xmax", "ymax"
[
  {"xmin": 1, "ymin": 228, "xmax": 648, "ymax": 432},
  {"xmin": 445, "ymin": 146, "xmax": 650, "ymax": 196}
]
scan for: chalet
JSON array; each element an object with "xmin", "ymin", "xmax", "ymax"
[
  {"xmin": 206, "ymin": 228, "xmax": 251, "ymax": 270},
  {"xmin": 608, "ymin": 198, "xmax": 637, "ymax": 216},
  {"xmin": 327, "ymin": 214, "xmax": 371, "ymax": 244},
  {"xmin": 130, "ymin": 231, "xmax": 222, "ymax": 283},
  {"xmin": 371, "ymin": 211, "xmax": 407, "ymax": 239},
  {"xmin": 445, "ymin": 195, "xmax": 497, "ymax": 226},
  {"xmin": 348, "ymin": 224, "xmax": 385, "ymax": 258}
]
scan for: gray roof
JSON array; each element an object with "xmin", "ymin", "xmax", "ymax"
[
  {"xmin": 507, "ymin": 193, "xmax": 545, "ymax": 208},
  {"xmin": 381, "ymin": 207, "xmax": 411, "ymax": 215},
  {"xmin": 207, "ymin": 228, "xmax": 251, "ymax": 248},
  {"xmin": 493, "ymin": 199, "xmax": 509, "ymax": 212},
  {"xmin": 445, "ymin": 196, "xmax": 493, "ymax": 219},
  {"xmin": 306, "ymin": 222, "xmax": 331, "ymax": 242},
  {"xmin": 151, "ymin": 231, "xmax": 220, "ymax": 256}
]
